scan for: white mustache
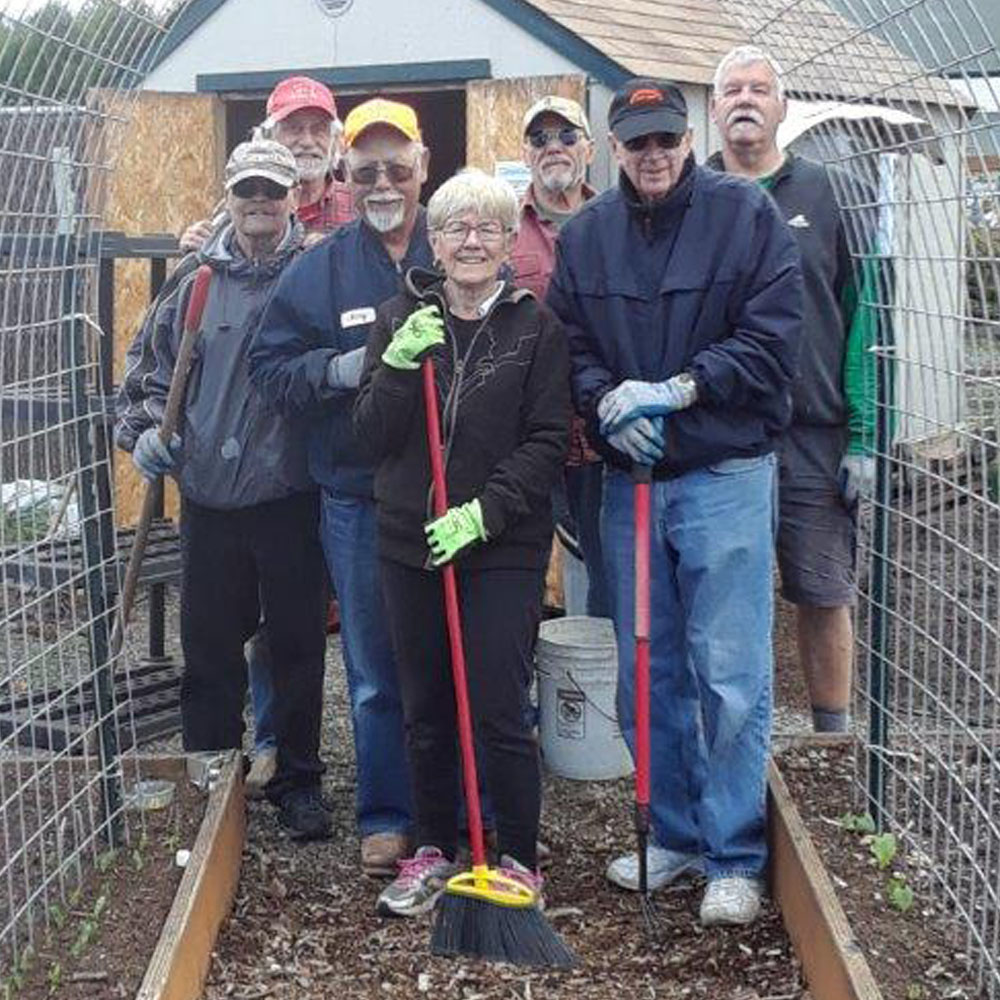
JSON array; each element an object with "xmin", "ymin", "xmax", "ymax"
[{"xmin": 727, "ymin": 107, "xmax": 764, "ymax": 126}]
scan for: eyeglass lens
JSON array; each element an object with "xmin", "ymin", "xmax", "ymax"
[
  {"xmin": 527, "ymin": 127, "xmax": 581, "ymax": 149},
  {"xmin": 440, "ymin": 221, "xmax": 505, "ymax": 242},
  {"xmin": 350, "ymin": 161, "xmax": 415, "ymax": 185},
  {"xmin": 232, "ymin": 177, "xmax": 289, "ymax": 199},
  {"xmin": 623, "ymin": 132, "xmax": 684, "ymax": 153}
]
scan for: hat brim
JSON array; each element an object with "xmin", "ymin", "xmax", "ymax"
[
  {"xmin": 347, "ymin": 120, "xmax": 419, "ymax": 148},
  {"xmin": 268, "ymin": 102, "xmax": 334, "ymax": 124},
  {"xmin": 523, "ymin": 110, "xmax": 590, "ymax": 138},
  {"xmin": 225, "ymin": 168, "xmax": 296, "ymax": 191},
  {"xmin": 612, "ymin": 109, "xmax": 687, "ymax": 143}
]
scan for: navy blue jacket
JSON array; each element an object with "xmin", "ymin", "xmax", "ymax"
[
  {"xmin": 249, "ymin": 212, "xmax": 433, "ymax": 496},
  {"xmin": 546, "ymin": 157, "xmax": 803, "ymax": 477}
]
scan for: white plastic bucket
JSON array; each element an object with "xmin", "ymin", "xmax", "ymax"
[{"xmin": 536, "ymin": 616, "xmax": 634, "ymax": 781}]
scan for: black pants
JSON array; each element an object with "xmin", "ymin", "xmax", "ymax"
[
  {"xmin": 179, "ymin": 491, "xmax": 327, "ymax": 799},
  {"xmin": 380, "ymin": 559, "xmax": 544, "ymax": 868}
]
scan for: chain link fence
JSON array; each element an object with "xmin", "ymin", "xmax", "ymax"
[
  {"xmin": 717, "ymin": 0, "xmax": 1000, "ymax": 993},
  {"xmin": 0, "ymin": 0, "xmax": 187, "ymax": 980}
]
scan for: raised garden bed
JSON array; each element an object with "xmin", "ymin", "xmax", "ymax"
[{"xmin": 5, "ymin": 753, "xmax": 242, "ymax": 1000}]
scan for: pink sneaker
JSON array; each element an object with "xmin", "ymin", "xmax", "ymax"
[
  {"xmin": 498, "ymin": 854, "xmax": 545, "ymax": 910},
  {"xmin": 376, "ymin": 846, "xmax": 459, "ymax": 917}
]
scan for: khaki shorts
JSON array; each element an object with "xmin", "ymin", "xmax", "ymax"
[{"xmin": 776, "ymin": 424, "xmax": 857, "ymax": 607}]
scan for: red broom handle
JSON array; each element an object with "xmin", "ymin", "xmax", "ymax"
[
  {"xmin": 633, "ymin": 466, "xmax": 652, "ymax": 808},
  {"xmin": 421, "ymin": 358, "xmax": 488, "ymax": 869}
]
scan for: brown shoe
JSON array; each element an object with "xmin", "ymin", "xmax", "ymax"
[
  {"xmin": 362, "ymin": 832, "xmax": 410, "ymax": 877},
  {"xmin": 244, "ymin": 748, "xmax": 277, "ymax": 800}
]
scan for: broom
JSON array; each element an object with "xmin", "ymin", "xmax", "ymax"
[{"xmin": 420, "ymin": 357, "xmax": 575, "ymax": 969}]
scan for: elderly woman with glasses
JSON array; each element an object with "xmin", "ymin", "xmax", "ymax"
[{"xmin": 354, "ymin": 169, "xmax": 571, "ymax": 918}]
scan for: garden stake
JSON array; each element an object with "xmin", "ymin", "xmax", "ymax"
[
  {"xmin": 421, "ymin": 357, "xmax": 575, "ymax": 969},
  {"xmin": 109, "ymin": 264, "xmax": 213, "ymax": 658},
  {"xmin": 633, "ymin": 463, "xmax": 660, "ymax": 938}
]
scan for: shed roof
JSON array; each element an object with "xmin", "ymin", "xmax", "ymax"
[{"xmin": 524, "ymin": 0, "xmax": 963, "ymax": 105}]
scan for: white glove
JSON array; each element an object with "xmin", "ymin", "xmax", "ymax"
[
  {"xmin": 838, "ymin": 453, "xmax": 875, "ymax": 508},
  {"xmin": 326, "ymin": 347, "xmax": 367, "ymax": 390}
]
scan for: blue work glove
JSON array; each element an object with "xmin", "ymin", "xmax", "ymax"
[
  {"xmin": 132, "ymin": 427, "xmax": 181, "ymax": 482},
  {"xmin": 326, "ymin": 346, "xmax": 367, "ymax": 390},
  {"xmin": 598, "ymin": 375, "xmax": 697, "ymax": 435},
  {"xmin": 424, "ymin": 499, "xmax": 488, "ymax": 566},
  {"xmin": 606, "ymin": 416, "xmax": 665, "ymax": 466},
  {"xmin": 838, "ymin": 453, "xmax": 876, "ymax": 509}
]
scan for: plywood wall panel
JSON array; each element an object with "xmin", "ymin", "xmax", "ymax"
[
  {"xmin": 95, "ymin": 91, "xmax": 225, "ymax": 526},
  {"xmin": 466, "ymin": 74, "xmax": 587, "ymax": 173}
]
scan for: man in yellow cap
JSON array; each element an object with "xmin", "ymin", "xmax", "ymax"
[{"xmin": 250, "ymin": 99, "xmax": 432, "ymax": 874}]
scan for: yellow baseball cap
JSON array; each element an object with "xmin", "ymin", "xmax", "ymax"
[{"xmin": 343, "ymin": 98, "xmax": 422, "ymax": 148}]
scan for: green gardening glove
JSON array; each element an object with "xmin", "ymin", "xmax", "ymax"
[
  {"xmin": 382, "ymin": 304, "xmax": 445, "ymax": 370},
  {"xmin": 424, "ymin": 499, "xmax": 488, "ymax": 566}
]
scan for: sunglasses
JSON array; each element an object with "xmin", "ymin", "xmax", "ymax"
[
  {"xmin": 527, "ymin": 127, "xmax": 583, "ymax": 149},
  {"xmin": 349, "ymin": 161, "xmax": 416, "ymax": 186},
  {"xmin": 623, "ymin": 132, "xmax": 685, "ymax": 153},
  {"xmin": 231, "ymin": 177, "xmax": 290, "ymax": 200}
]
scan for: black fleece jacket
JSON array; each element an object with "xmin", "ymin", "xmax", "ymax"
[{"xmin": 353, "ymin": 268, "xmax": 571, "ymax": 571}]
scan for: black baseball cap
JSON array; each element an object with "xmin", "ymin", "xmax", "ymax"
[{"xmin": 608, "ymin": 78, "xmax": 688, "ymax": 143}]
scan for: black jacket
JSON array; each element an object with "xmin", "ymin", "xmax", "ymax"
[
  {"xmin": 707, "ymin": 151, "xmax": 877, "ymax": 429},
  {"xmin": 546, "ymin": 157, "xmax": 803, "ymax": 477},
  {"xmin": 354, "ymin": 269, "xmax": 571, "ymax": 571}
]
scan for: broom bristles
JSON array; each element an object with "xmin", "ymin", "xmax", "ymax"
[{"xmin": 431, "ymin": 894, "xmax": 576, "ymax": 968}]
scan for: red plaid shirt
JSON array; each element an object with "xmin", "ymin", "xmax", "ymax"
[
  {"xmin": 298, "ymin": 177, "xmax": 355, "ymax": 234},
  {"xmin": 511, "ymin": 183, "xmax": 600, "ymax": 467}
]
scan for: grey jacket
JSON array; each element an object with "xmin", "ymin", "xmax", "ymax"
[{"xmin": 115, "ymin": 220, "xmax": 312, "ymax": 509}]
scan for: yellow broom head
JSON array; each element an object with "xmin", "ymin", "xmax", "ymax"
[{"xmin": 444, "ymin": 864, "xmax": 537, "ymax": 909}]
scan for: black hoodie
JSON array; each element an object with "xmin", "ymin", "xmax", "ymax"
[{"xmin": 353, "ymin": 268, "xmax": 571, "ymax": 571}]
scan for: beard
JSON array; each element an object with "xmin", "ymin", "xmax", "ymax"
[
  {"xmin": 538, "ymin": 160, "xmax": 583, "ymax": 195},
  {"xmin": 295, "ymin": 152, "xmax": 330, "ymax": 182},
  {"xmin": 364, "ymin": 197, "xmax": 406, "ymax": 233}
]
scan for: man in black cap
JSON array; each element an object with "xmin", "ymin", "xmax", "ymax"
[{"xmin": 547, "ymin": 79, "xmax": 803, "ymax": 925}]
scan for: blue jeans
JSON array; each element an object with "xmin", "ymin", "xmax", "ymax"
[
  {"xmin": 247, "ymin": 627, "xmax": 276, "ymax": 753},
  {"xmin": 320, "ymin": 489, "xmax": 412, "ymax": 836},
  {"xmin": 566, "ymin": 462, "xmax": 610, "ymax": 618},
  {"xmin": 602, "ymin": 455, "xmax": 775, "ymax": 879}
]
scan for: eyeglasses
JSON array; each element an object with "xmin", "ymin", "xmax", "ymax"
[
  {"xmin": 349, "ymin": 161, "xmax": 416, "ymax": 186},
  {"xmin": 623, "ymin": 132, "xmax": 685, "ymax": 153},
  {"xmin": 437, "ymin": 220, "xmax": 507, "ymax": 244},
  {"xmin": 527, "ymin": 127, "xmax": 583, "ymax": 149},
  {"xmin": 231, "ymin": 177, "xmax": 290, "ymax": 200}
]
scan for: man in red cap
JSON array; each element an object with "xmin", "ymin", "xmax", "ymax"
[{"xmin": 180, "ymin": 75, "xmax": 353, "ymax": 249}]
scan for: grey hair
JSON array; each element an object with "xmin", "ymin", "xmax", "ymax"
[
  {"xmin": 713, "ymin": 45, "xmax": 786, "ymax": 100},
  {"xmin": 427, "ymin": 168, "xmax": 520, "ymax": 235}
]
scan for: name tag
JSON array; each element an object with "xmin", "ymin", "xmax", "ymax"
[{"xmin": 340, "ymin": 307, "xmax": 376, "ymax": 329}]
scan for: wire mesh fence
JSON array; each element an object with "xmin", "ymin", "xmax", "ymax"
[
  {"xmin": 717, "ymin": 0, "xmax": 1000, "ymax": 993},
  {"xmin": 0, "ymin": 0, "xmax": 187, "ymax": 980}
]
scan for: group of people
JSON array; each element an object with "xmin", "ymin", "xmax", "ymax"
[{"xmin": 115, "ymin": 42, "xmax": 877, "ymax": 930}]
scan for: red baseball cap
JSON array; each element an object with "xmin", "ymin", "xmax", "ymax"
[{"xmin": 266, "ymin": 76, "xmax": 337, "ymax": 124}]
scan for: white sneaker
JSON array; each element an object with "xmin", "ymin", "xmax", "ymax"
[
  {"xmin": 699, "ymin": 876, "xmax": 763, "ymax": 926},
  {"xmin": 606, "ymin": 844, "xmax": 702, "ymax": 892}
]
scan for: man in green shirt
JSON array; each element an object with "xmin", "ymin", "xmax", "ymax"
[{"xmin": 709, "ymin": 45, "xmax": 882, "ymax": 733}]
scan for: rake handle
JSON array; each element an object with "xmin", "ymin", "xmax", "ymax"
[
  {"xmin": 422, "ymin": 358, "xmax": 487, "ymax": 870},
  {"xmin": 633, "ymin": 463, "xmax": 652, "ymax": 893},
  {"xmin": 110, "ymin": 265, "xmax": 212, "ymax": 658}
]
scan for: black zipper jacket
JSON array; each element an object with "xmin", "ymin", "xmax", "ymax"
[{"xmin": 353, "ymin": 268, "xmax": 571, "ymax": 571}]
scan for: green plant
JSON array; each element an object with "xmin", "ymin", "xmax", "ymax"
[
  {"xmin": 96, "ymin": 848, "xmax": 117, "ymax": 873},
  {"xmin": 838, "ymin": 810, "xmax": 876, "ymax": 834},
  {"xmin": 70, "ymin": 917, "xmax": 97, "ymax": 958},
  {"xmin": 49, "ymin": 902, "xmax": 66, "ymax": 930},
  {"xmin": 868, "ymin": 832, "xmax": 898, "ymax": 870},
  {"xmin": 889, "ymin": 877, "xmax": 916, "ymax": 913},
  {"xmin": 905, "ymin": 982, "xmax": 927, "ymax": 998},
  {"xmin": 46, "ymin": 962, "xmax": 61, "ymax": 996}
]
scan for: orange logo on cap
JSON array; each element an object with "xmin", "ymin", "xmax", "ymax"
[{"xmin": 629, "ymin": 88, "xmax": 664, "ymax": 106}]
